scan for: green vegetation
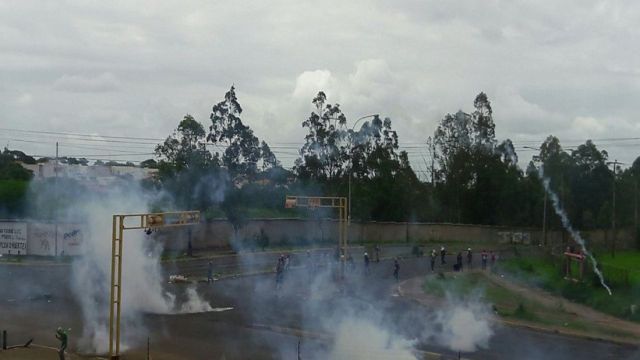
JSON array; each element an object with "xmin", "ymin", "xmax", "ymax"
[
  {"xmin": 497, "ymin": 256, "xmax": 640, "ymax": 322},
  {"xmin": 0, "ymin": 180, "xmax": 30, "ymax": 215},
  {"xmin": 423, "ymin": 272, "xmax": 636, "ymax": 340},
  {"xmin": 600, "ymin": 251, "xmax": 640, "ymax": 270}
]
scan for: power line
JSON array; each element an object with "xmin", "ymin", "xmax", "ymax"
[
  {"xmin": 0, "ymin": 127, "xmax": 164, "ymax": 141},
  {"xmin": 54, "ymin": 153, "xmax": 155, "ymax": 157}
]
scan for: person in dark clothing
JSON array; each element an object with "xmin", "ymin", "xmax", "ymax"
[
  {"xmin": 347, "ymin": 254, "xmax": 355, "ymax": 271},
  {"xmin": 440, "ymin": 246, "xmax": 446, "ymax": 265},
  {"xmin": 466, "ymin": 248, "xmax": 472, "ymax": 268},
  {"xmin": 374, "ymin": 245, "xmax": 381, "ymax": 263},
  {"xmin": 56, "ymin": 327, "xmax": 68, "ymax": 360},
  {"xmin": 276, "ymin": 255, "xmax": 285, "ymax": 289},
  {"xmin": 430, "ymin": 249, "xmax": 436, "ymax": 272},
  {"xmin": 207, "ymin": 261, "xmax": 214, "ymax": 283},
  {"xmin": 481, "ymin": 250, "xmax": 488, "ymax": 270},
  {"xmin": 456, "ymin": 252, "xmax": 463, "ymax": 271},
  {"xmin": 364, "ymin": 252, "xmax": 370, "ymax": 275},
  {"xmin": 393, "ymin": 258, "xmax": 400, "ymax": 281}
]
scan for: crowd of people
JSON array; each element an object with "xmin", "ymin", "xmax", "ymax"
[{"xmin": 270, "ymin": 244, "xmax": 500, "ymax": 289}]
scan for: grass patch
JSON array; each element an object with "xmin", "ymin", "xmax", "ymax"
[
  {"xmin": 497, "ymin": 256, "xmax": 640, "ymax": 323},
  {"xmin": 599, "ymin": 251, "xmax": 640, "ymax": 271},
  {"xmin": 424, "ymin": 272, "xmax": 531, "ymax": 317}
]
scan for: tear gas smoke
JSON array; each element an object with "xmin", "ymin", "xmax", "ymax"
[
  {"xmin": 432, "ymin": 299, "xmax": 493, "ymax": 352},
  {"xmin": 30, "ymin": 179, "xmax": 212, "ymax": 353},
  {"xmin": 330, "ymin": 318, "xmax": 417, "ymax": 360},
  {"xmin": 537, "ymin": 166, "xmax": 612, "ymax": 295}
]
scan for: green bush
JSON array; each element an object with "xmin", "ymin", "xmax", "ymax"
[{"xmin": 0, "ymin": 180, "xmax": 30, "ymax": 215}]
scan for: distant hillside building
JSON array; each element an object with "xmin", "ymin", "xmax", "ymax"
[{"xmin": 19, "ymin": 160, "xmax": 157, "ymax": 188}]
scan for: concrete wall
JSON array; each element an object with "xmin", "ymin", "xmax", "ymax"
[
  {"xmin": 3, "ymin": 218, "xmax": 637, "ymax": 255},
  {"xmin": 153, "ymin": 219, "xmax": 547, "ymax": 251},
  {"xmin": 0, "ymin": 220, "xmax": 84, "ymax": 256},
  {"xmin": 544, "ymin": 228, "xmax": 638, "ymax": 253},
  {"xmin": 156, "ymin": 219, "xmax": 639, "ymax": 252}
]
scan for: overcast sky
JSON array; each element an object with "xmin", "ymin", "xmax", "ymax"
[{"xmin": 2, "ymin": 1, "xmax": 640, "ymax": 174}]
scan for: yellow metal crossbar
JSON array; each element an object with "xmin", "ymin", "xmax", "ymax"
[
  {"xmin": 284, "ymin": 196, "xmax": 349, "ymax": 264},
  {"xmin": 109, "ymin": 211, "xmax": 199, "ymax": 359}
]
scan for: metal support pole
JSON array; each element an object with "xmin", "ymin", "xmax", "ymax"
[
  {"xmin": 633, "ymin": 180, "xmax": 640, "ymax": 248},
  {"xmin": 348, "ymin": 172, "xmax": 352, "ymax": 223},
  {"xmin": 542, "ymin": 190, "xmax": 548, "ymax": 246},
  {"xmin": 109, "ymin": 215, "xmax": 117, "ymax": 359},
  {"xmin": 55, "ymin": 141, "xmax": 59, "ymax": 257},
  {"xmin": 343, "ymin": 197, "xmax": 348, "ymax": 257},
  {"xmin": 115, "ymin": 216, "xmax": 124, "ymax": 357},
  {"xmin": 612, "ymin": 160, "xmax": 618, "ymax": 258}
]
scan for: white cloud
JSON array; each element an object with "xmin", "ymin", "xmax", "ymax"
[
  {"xmin": 292, "ymin": 70, "xmax": 336, "ymax": 100},
  {"xmin": 1, "ymin": 1, "xmax": 640, "ymax": 166},
  {"xmin": 572, "ymin": 116, "xmax": 606, "ymax": 136},
  {"xmin": 53, "ymin": 73, "xmax": 121, "ymax": 93},
  {"xmin": 16, "ymin": 93, "xmax": 33, "ymax": 106}
]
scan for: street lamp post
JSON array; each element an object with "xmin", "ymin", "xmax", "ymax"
[
  {"xmin": 607, "ymin": 160, "xmax": 621, "ymax": 258},
  {"xmin": 347, "ymin": 114, "xmax": 379, "ymax": 223},
  {"xmin": 524, "ymin": 146, "xmax": 548, "ymax": 246}
]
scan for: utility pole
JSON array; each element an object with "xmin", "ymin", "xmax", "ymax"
[
  {"xmin": 426, "ymin": 136, "xmax": 436, "ymax": 185},
  {"xmin": 635, "ymin": 176, "xmax": 639, "ymax": 250},
  {"xmin": 542, "ymin": 190, "xmax": 548, "ymax": 246},
  {"xmin": 611, "ymin": 159, "xmax": 618, "ymax": 258},
  {"xmin": 560, "ymin": 175, "xmax": 565, "ymax": 248},
  {"xmin": 55, "ymin": 141, "xmax": 59, "ymax": 257}
]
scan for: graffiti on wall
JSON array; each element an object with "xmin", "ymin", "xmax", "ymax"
[
  {"xmin": 0, "ymin": 222, "xmax": 28, "ymax": 255},
  {"xmin": 497, "ymin": 231, "xmax": 531, "ymax": 245}
]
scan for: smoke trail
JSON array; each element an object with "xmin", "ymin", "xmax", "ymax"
[{"xmin": 537, "ymin": 166, "xmax": 612, "ymax": 295}]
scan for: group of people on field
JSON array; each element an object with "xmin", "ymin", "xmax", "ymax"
[
  {"xmin": 271, "ymin": 244, "xmax": 499, "ymax": 290},
  {"xmin": 429, "ymin": 246, "xmax": 498, "ymax": 272}
]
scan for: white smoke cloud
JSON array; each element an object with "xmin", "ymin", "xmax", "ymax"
[
  {"xmin": 432, "ymin": 301, "xmax": 494, "ymax": 352},
  {"xmin": 32, "ymin": 179, "xmax": 214, "ymax": 353},
  {"xmin": 330, "ymin": 318, "xmax": 417, "ymax": 360}
]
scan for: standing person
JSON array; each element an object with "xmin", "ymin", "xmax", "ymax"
[
  {"xmin": 364, "ymin": 252, "xmax": 370, "ymax": 275},
  {"xmin": 55, "ymin": 327, "xmax": 68, "ymax": 360},
  {"xmin": 393, "ymin": 258, "xmax": 400, "ymax": 281},
  {"xmin": 440, "ymin": 246, "xmax": 447, "ymax": 265},
  {"xmin": 481, "ymin": 250, "xmax": 488, "ymax": 270},
  {"xmin": 284, "ymin": 254, "xmax": 291, "ymax": 271},
  {"xmin": 466, "ymin": 248, "xmax": 473, "ymax": 268},
  {"xmin": 374, "ymin": 245, "xmax": 381, "ymax": 263},
  {"xmin": 490, "ymin": 251, "xmax": 497, "ymax": 267},
  {"xmin": 456, "ymin": 252, "xmax": 463, "ymax": 272},
  {"xmin": 276, "ymin": 255, "xmax": 285, "ymax": 289},
  {"xmin": 430, "ymin": 249, "xmax": 437, "ymax": 272},
  {"xmin": 207, "ymin": 261, "xmax": 214, "ymax": 283}
]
